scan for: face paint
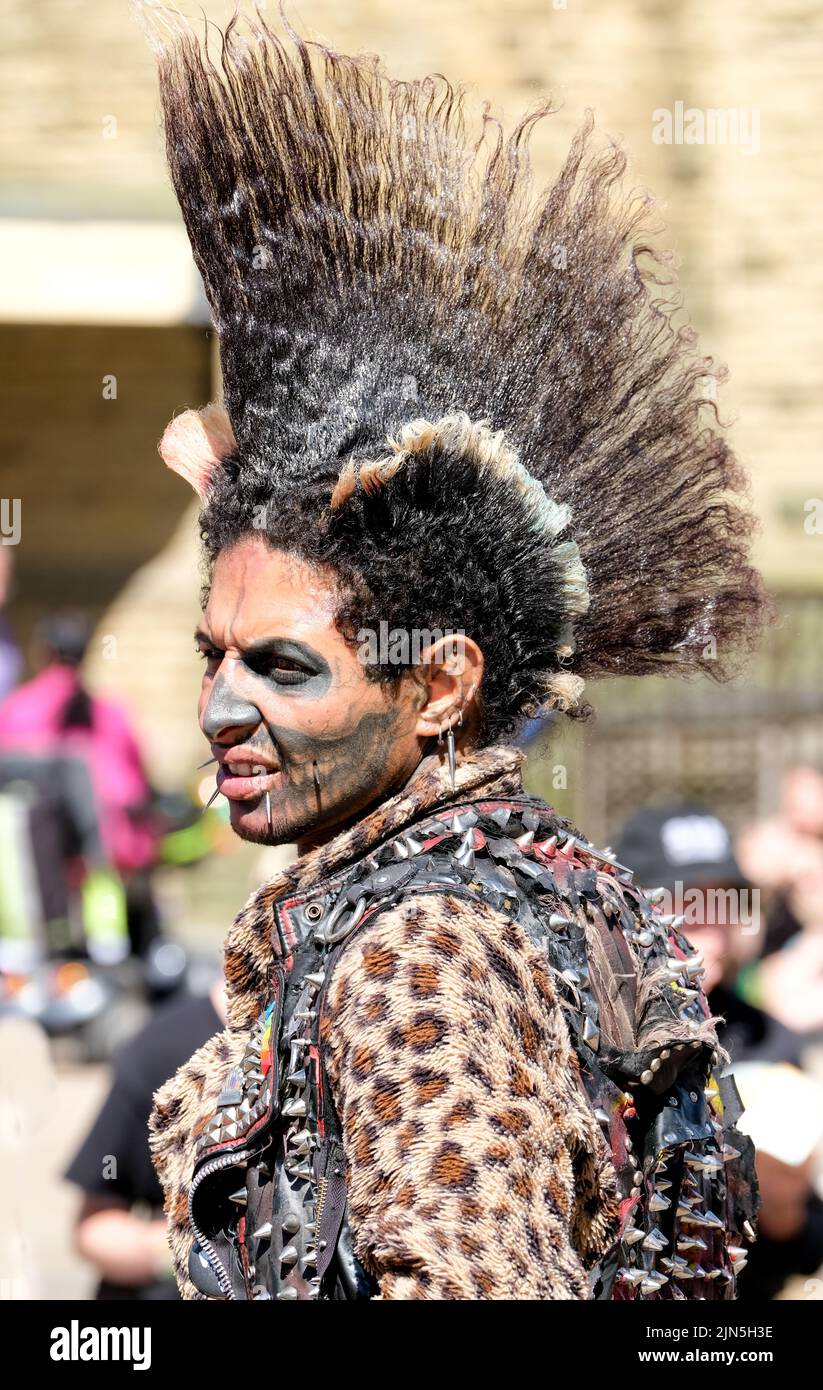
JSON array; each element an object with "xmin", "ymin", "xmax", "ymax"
[
  {"xmin": 197, "ymin": 537, "xmax": 425, "ymax": 851},
  {"xmin": 201, "ymin": 672, "xmax": 261, "ymax": 741},
  {"xmin": 240, "ymin": 638, "xmax": 333, "ymax": 698}
]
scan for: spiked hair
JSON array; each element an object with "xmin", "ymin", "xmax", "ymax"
[{"xmin": 136, "ymin": 0, "xmax": 767, "ymax": 745}]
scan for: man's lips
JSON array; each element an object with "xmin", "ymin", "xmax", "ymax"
[{"xmin": 214, "ymin": 755, "xmax": 283, "ymax": 802}]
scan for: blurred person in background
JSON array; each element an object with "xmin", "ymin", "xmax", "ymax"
[
  {"xmin": 616, "ymin": 803, "xmax": 823, "ymax": 1301},
  {"xmin": 63, "ymin": 975, "xmax": 226, "ymax": 1300},
  {"xmin": 0, "ymin": 549, "xmax": 23, "ymax": 700},
  {"xmin": 736, "ymin": 766, "xmax": 823, "ymax": 1034},
  {"xmin": 0, "ymin": 612, "xmax": 160, "ymax": 962}
]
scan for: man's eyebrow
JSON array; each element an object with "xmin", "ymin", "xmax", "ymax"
[
  {"xmin": 193, "ymin": 632, "xmax": 307, "ymax": 659},
  {"xmin": 242, "ymin": 638, "xmax": 312, "ymax": 661}
]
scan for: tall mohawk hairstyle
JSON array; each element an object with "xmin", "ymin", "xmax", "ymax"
[{"xmin": 135, "ymin": 0, "xmax": 767, "ymax": 744}]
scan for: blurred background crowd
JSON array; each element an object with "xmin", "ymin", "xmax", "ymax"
[{"xmin": 0, "ymin": 0, "xmax": 821, "ymax": 1301}]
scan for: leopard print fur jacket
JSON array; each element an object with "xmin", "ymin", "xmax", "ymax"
[{"xmin": 147, "ymin": 743, "xmax": 697, "ymax": 1299}]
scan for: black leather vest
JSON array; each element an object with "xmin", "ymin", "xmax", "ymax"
[{"xmin": 185, "ymin": 791, "xmax": 759, "ymax": 1300}]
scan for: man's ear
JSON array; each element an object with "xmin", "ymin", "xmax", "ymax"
[{"xmin": 414, "ymin": 633, "xmax": 484, "ymax": 739}]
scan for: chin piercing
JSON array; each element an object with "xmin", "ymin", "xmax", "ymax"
[
  {"xmin": 312, "ymin": 760, "xmax": 321, "ymax": 799},
  {"xmin": 265, "ymin": 789, "xmax": 273, "ymax": 837}
]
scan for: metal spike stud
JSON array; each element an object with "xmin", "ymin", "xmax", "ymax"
[{"xmin": 447, "ymin": 725, "xmax": 457, "ymax": 790}]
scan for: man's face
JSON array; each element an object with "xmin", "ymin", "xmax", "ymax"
[{"xmin": 196, "ymin": 536, "xmax": 422, "ymax": 847}]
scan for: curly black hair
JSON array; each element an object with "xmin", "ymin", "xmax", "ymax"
[{"xmin": 136, "ymin": 0, "xmax": 768, "ymax": 746}]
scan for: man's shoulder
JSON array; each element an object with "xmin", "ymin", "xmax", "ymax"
[{"xmin": 324, "ymin": 789, "xmax": 653, "ymax": 942}]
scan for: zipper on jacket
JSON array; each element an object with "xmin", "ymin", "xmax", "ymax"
[
  {"xmin": 314, "ymin": 1173, "xmax": 329, "ymax": 1233},
  {"xmin": 188, "ymin": 1148, "xmax": 250, "ymax": 1299}
]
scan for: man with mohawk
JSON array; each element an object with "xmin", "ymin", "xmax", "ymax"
[{"xmin": 134, "ymin": 0, "xmax": 764, "ymax": 1300}]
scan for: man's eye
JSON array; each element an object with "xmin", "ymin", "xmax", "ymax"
[{"xmin": 247, "ymin": 654, "xmax": 311, "ymax": 682}]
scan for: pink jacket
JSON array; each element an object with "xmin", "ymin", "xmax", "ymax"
[{"xmin": 0, "ymin": 665, "xmax": 156, "ymax": 871}]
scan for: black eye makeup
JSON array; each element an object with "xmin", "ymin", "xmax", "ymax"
[
  {"xmin": 193, "ymin": 633, "xmax": 333, "ymax": 696},
  {"xmin": 244, "ymin": 651, "xmax": 313, "ymax": 684},
  {"xmin": 241, "ymin": 638, "xmax": 333, "ymax": 695}
]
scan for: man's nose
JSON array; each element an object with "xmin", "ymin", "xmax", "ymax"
[{"xmin": 201, "ymin": 673, "xmax": 261, "ymax": 741}]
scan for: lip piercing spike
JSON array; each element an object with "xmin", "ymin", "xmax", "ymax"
[
  {"xmin": 197, "ymin": 756, "xmax": 218, "ymax": 769},
  {"xmin": 265, "ymin": 789, "xmax": 274, "ymax": 837},
  {"xmin": 202, "ymin": 784, "xmax": 221, "ymax": 814}
]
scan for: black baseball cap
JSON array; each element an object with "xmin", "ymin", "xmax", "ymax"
[{"xmin": 614, "ymin": 802, "xmax": 747, "ymax": 893}]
